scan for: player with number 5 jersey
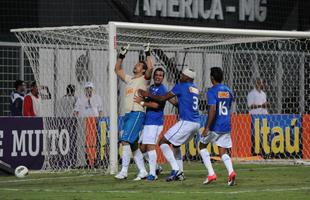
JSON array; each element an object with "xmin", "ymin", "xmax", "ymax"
[{"xmin": 138, "ymin": 68, "xmax": 200, "ymax": 182}]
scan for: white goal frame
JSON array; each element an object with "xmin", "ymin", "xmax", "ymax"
[{"xmin": 11, "ymin": 22, "xmax": 310, "ymax": 174}]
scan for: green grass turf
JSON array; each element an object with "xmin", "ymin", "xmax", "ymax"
[{"xmin": 0, "ymin": 162, "xmax": 309, "ymax": 200}]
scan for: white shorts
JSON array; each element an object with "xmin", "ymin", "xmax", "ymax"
[
  {"xmin": 139, "ymin": 125, "xmax": 163, "ymax": 145},
  {"xmin": 164, "ymin": 120, "xmax": 200, "ymax": 146},
  {"xmin": 200, "ymin": 131, "xmax": 232, "ymax": 148}
]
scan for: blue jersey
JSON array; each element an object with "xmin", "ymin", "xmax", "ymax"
[
  {"xmin": 207, "ymin": 83, "xmax": 234, "ymax": 133},
  {"xmin": 144, "ymin": 84, "xmax": 167, "ymax": 126},
  {"xmin": 171, "ymin": 82, "xmax": 200, "ymax": 123}
]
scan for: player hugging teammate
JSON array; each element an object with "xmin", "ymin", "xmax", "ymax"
[{"xmin": 115, "ymin": 43, "xmax": 236, "ymax": 185}]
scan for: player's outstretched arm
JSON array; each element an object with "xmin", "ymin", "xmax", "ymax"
[
  {"xmin": 134, "ymin": 95, "xmax": 160, "ymax": 109},
  {"xmin": 114, "ymin": 45, "xmax": 130, "ymax": 82},
  {"xmin": 143, "ymin": 43, "xmax": 153, "ymax": 80},
  {"xmin": 168, "ymin": 97, "xmax": 178, "ymax": 107},
  {"xmin": 138, "ymin": 89, "xmax": 175, "ymax": 102}
]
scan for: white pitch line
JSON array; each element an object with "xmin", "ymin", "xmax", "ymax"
[
  {"xmin": 0, "ymin": 165, "xmax": 306, "ymax": 184},
  {"xmin": 0, "ymin": 174, "xmax": 95, "ymax": 183},
  {"xmin": 183, "ymin": 165, "xmax": 309, "ymax": 174},
  {"xmin": 0, "ymin": 187, "xmax": 309, "ymax": 195}
]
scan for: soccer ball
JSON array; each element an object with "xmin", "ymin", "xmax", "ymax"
[{"xmin": 14, "ymin": 165, "xmax": 29, "ymax": 178}]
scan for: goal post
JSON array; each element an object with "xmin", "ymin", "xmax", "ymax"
[
  {"xmin": 11, "ymin": 22, "xmax": 310, "ymax": 174},
  {"xmin": 108, "ymin": 22, "xmax": 118, "ymax": 175}
]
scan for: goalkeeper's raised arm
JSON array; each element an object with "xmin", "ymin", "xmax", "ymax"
[
  {"xmin": 143, "ymin": 43, "xmax": 153, "ymax": 80},
  {"xmin": 114, "ymin": 44, "xmax": 129, "ymax": 82},
  {"xmin": 114, "ymin": 43, "xmax": 153, "ymax": 81}
]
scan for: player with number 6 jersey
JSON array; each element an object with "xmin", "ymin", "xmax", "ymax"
[
  {"xmin": 199, "ymin": 67, "xmax": 236, "ymax": 186},
  {"xmin": 207, "ymin": 80, "xmax": 233, "ymax": 133}
]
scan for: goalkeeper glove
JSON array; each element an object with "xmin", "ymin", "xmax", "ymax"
[
  {"xmin": 118, "ymin": 44, "xmax": 130, "ymax": 59},
  {"xmin": 144, "ymin": 43, "xmax": 151, "ymax": 57}
]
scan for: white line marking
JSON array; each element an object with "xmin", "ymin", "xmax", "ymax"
[
  {"xmin": 0, "ymin": 187, "xmax": 309, "ymax": 195},
  {"xmin": 0, "ymin": 174, "xmax": 95, "ymax": 183},
  {"xmin": 0, "ymin": 165, "xmax": 307, "ymax": 184}
]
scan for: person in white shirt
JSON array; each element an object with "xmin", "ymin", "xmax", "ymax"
[
  {"xmin": 74, "ymin": 82, "xmax": 103, "ymax": 117},
  {"xmin": 247, "ymin": 78, "xmax": 269, "ymax": 114}
]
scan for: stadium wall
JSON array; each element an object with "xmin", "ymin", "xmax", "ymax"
[
  {"xmin": 1, "ymin": 114, "xmax": 309, "ymax": 170},
  {"xmin": 1, "ymin": 1, "xmax": 310, "ymax": 116}
]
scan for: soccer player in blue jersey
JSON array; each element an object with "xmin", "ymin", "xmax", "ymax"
[
  {"xmin": 139, "ymin": 68, "xmax": 200, "ymax": 182},
  {"xmin": 134, "ymin": 67, "xmax": 172, "ymax": 181},
  {"xmin": 199, "ymin": 67, "xmax": 236, "ymax": 186}
]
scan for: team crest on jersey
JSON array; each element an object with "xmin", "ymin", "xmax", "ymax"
[
  {"xmin": 189, "ymin": 87, "xmax": 199, "ymax": 94},
  {"xmin": 218, "ymin": 91, "xmax": 230, "ymax": 98},
  {"xmin": 151, "ymin": 87, "xmax": 159, "ymax": 94},
  {"xmin": 126, "ymin": 87, "xmax": 134, "ymax": 96}
]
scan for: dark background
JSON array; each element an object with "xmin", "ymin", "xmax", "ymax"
[{"xmin": 1, "ymin": 0, "xmax": 309, "ymax": 42}]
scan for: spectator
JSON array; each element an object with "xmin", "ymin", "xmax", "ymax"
[
  {"xmin": 73, "ymin": 82, "xmax": 103, "ymax": 117},
  {"xmin": 10, "ymin": 80, "xmax": 26, "ymax": 116},
  {"xmin": 56, "ymin": 84, "xmax": 77, "ymax": 117},
  {"xmin": 23, "ymin": 81, "xmax": 42, "ymax": 117},
  {"xmin": 247, "ymin": 78, "xmax": 269, "ymax": 114}
]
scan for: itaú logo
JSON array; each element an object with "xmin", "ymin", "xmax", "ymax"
[
  {"xmin": 254, "ymin": 118, "xmax": 300, "ymax": 155},
  {"xmin": 8, "ymin": 129, "xmax": 70, "ymax": 157}
]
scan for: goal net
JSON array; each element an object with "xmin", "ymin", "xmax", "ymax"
[{"xmin": 11, "ymin": 22, "xmax": 310, "ymax": 173}]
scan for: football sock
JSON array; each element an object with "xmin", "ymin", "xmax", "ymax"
[
  {"xmin": 120, "ymin": 145, "xmax": 131, "ymax": 174},
  {"xmin": 147, "ymin": 150, "xmax": 157, "ymax": 176},
  {"xmin": 133, "ymin": 149, "xmax": 147, "ymax": 173},
  {"xmin": 173, "ymin": 147, "xmax": 183, "ymax": 172},
  {"xmin": 221, "ymin": 154, "xmax": 234, "ymax": 175},
  {"xmin": 200, "ymin": 148, "xmax": 215, "ymax": 176},
  {"xmin": 160, "ymin": 144, "xmax": 179, "ymax": 171}
]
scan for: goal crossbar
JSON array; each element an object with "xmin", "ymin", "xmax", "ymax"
[{"xmin": 11, "ymin": 22, "xmax": 310, "ymax": 39}]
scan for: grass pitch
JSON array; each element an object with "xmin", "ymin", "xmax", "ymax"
[{"xmin": 0, "ymin": 162, "xmax": 309, "ymax": 200}]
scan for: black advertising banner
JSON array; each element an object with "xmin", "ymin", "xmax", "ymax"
[
  {"xmin": 43, "ymin": 117, "xmax": 78, "ymax": 169},
  {"xmin": 0, "ymin": 117, "xmax": 78, "ymax": 170},
  {"xmin": 0, "ymin": 117, "xmax": 44, "ymax": 170},
  {"xmin": 36, "ymin": 0, "xmax": 309, "ymax": 30},
  {"xmin": 112, "ymin": 0, "xmax": 309, "ymax": 30},
  {"xmin": 2, "ymin": 0, "xmax": 310, "ymax": 41}
]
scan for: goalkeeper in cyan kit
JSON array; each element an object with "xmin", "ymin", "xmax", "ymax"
[{"xmin": 114, "ymin": 43, "xmax": 153, "ymax": 180}]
